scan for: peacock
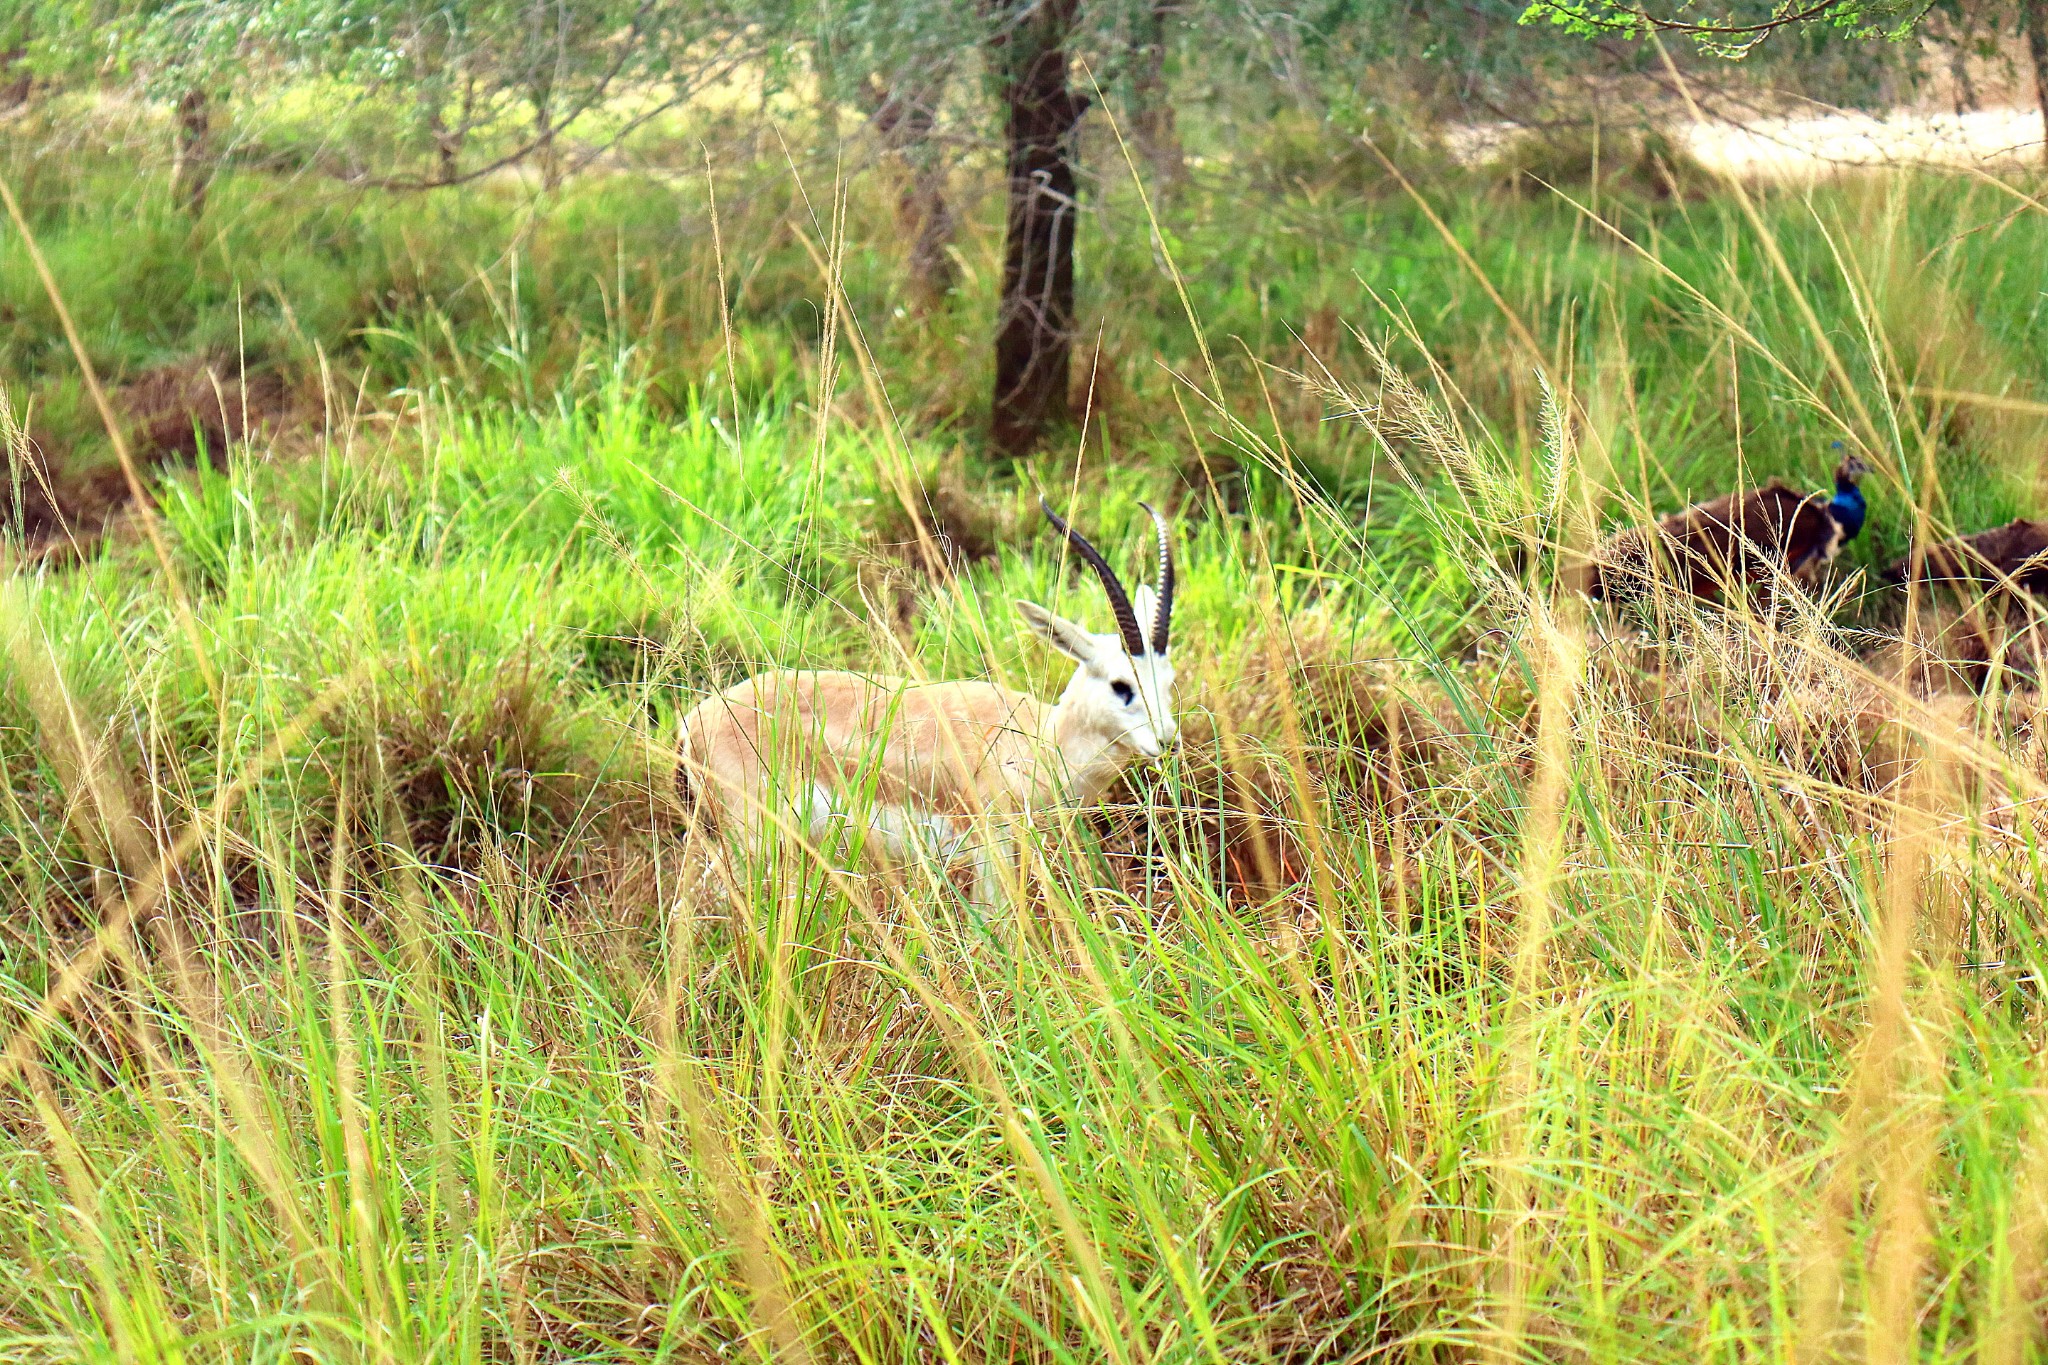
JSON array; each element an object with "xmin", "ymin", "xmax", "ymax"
[
  {"xmin": 1878, "ymin": 517, "xmax": 2048, "ymax": 692},
  {"xmin": 1580, "ymin": 454, "xmax": 1870, "ymax": 605},
  {"xmin": 1879, "ymin": 518, "xmax": 2048, "ymax": 595}
]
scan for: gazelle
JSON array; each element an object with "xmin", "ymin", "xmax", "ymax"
[{"xmin": 676, "ymin": 501, "xmax": 1178, "ymax": 906}]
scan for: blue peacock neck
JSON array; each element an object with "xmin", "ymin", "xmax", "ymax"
[{"xmin": 1829, "ymin": 469, "xmax": 1867, "ymax": 541}]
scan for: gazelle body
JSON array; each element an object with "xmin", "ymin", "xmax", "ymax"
[{"xmin": 677, "ymin": 504, "xmax": 1177, "ymax": 905}]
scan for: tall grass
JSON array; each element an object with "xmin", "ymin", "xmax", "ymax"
[
  {"xmin": 4, "ymin": 109, "xmax": 2048, "ymax": 1362},
  {"xmin": 9, "ymin": 102, "xmax": 2048, "ymax": 528}
]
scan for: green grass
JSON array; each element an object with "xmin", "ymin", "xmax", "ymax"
[
  {"xmin": 10, "ymin": 103, "xmax": 2048, "ymax": 541},
  {"xmin": 4, "ymin": 102, "xmax": 2048, "ymax": 1362}
]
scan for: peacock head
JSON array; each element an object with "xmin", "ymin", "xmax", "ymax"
[{"xmin": 1829, "ymin": 450, "xmax": 1870, "ymax": 540}]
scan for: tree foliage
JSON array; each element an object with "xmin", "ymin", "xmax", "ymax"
[
  {"xmin": 1518, "ymin": 0, "xmax": 1931, "ymax": 56},
  {"xmin": 1, "ymin": 0, "xmax": 2005, "ymax": 443}
]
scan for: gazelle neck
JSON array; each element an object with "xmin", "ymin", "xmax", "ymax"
[{"xmin": 1040, "ymin": 697, "xmax": 1130, "ymax": 807}]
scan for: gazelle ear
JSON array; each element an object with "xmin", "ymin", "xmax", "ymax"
[
  {"xmin": 1016, "ymin": 600, "xmax": 1098, "ymax": 663},
  {"xmin": 1133, "ymin": 585, "xmax": 1158, "ymax": 648}
]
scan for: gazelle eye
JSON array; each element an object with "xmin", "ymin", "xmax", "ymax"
[{"xmin": 1111, "ymin": 680, "xmax": 1136, "ymax": 706}]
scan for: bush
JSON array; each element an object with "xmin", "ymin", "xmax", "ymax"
[{"xmin": 1488, "ymin": 125, "xmax": 1717, "ymax": 200}]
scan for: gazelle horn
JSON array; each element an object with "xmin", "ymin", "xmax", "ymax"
[
  {"xmin": 1140, "ymin": 501, "xmax": 1173, "ymax": 652},
  {"xmin": 1041, "ymin": 499, "xmax": 1148, "ymax": 656}
]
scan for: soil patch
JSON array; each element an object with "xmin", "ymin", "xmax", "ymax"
[
  {"xmin": 871, "ymin": 472, "xmax": 1005, "ymax": 578},
  {"xmin": 4, "ymin": 360, "xmax": 298, "ymax": 554}
]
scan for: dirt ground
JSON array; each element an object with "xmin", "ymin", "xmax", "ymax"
[
  {"xmin": 1683, "ymin": 105, "xmax": 2046, "ymax": 178},
  {"xmin": 1448, "ymin": 102, "xmax": 2045, "ymax": 179},
  {"xmin": 3, "ymin": 361, "xmax": 296, "ymax": 555}
]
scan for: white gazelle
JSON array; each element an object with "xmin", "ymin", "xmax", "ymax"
[{"xmin": 676, "ymin": 501, "xmax": 1179, "ymax": 904}]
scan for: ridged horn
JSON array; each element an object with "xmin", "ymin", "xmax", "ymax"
[
  {"xmin": 1140, "ymin": 501, "xmax": 1173, "ymax": 652},
  {"xmin": 1041, "ymin": 499, "xmax": 1147, "ymax": 656}
]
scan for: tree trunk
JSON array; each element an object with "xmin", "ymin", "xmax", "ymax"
[
  {"xmin": 1946, "ymin": 36, "xmax": 1978, "ymax": 116},
  {"xmin": 864, "ymin": 76, "xmax": 957, "ymax": 313},
  {"xmin": 2026, "ymin": 0, "xmax": 2048, "ymax": 169},
  {"xmin": 171, "ymin": 88, "xmax": 212, "ymax": 218},
  {"xmin": 531, "ymin": 80, "xmax": 560, "ymax": 192},
  {"xmin": 412, "ymin": 29, "xmax": 471, "ymax": 184},
  {"xmin": 434, "ymin": 117, "xmax": 461, "ymax": 182},
  {"xmin": 990, "ymin": 0, "xmax": 1087, "ymax": 459},
  {"xmin": 453, "ymin": 76, "xmax": 477, "ymax": 176},
  {"xmin": 815, "ymin": 35, "xmax": 841, "ymax": 146},
  {"xmin": 1128, "ymin": 1, "xmax": 1184, "ymax": 194},
  {"xmin": 424, "ymin": 97, "xmax": 455, "ymax": 181},
  {"xmin": 904, "ymin": 150, "xmax": 956, "ymax": 313},
  {"xmin": 424, "ymin": 73, "xmax": 474, "ymax": 182},
  {"xmin": 0, "ymin": 45, "xmax": 30, "ymax": 110}
]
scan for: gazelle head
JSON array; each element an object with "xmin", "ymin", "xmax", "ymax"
[{"xmin": 1019, "ymin": 500, "xmax": 1179, "ymax": 763}]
